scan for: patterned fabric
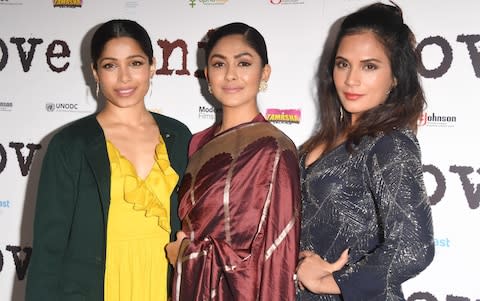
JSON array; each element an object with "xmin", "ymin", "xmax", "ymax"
[
  {"xmin": 173, "ymin": 115, "xmax": 301, "ymax": 301},
  {"xmin": 297, "ymin": 129, "xmax": 435, "ymax": 301},
  {"xmin": 104, "ymin": 136, "xmax": 178, "ymax": 301}
]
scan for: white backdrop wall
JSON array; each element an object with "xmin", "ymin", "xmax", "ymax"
[{"xmin": 0, "ymin": 1, "xmax": 479, "ymax": 300}]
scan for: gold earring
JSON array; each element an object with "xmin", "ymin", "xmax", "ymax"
[
  {"xmin": 387, "ymin": 82, "xmax": 396, "ymax": 95},
  {"xmin": 96, "ymin": 82, "xmax": 99, "ymax": 98},
  {"xmin": 208, "ymin": 84, "xmax": 212, "ymax": 94},
  {"xmin": 259, "ymin": 80, "xmax": 268, "ymax": 92}
]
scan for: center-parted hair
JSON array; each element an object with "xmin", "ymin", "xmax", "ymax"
[
  {"xmin": 302, "ymin": 2, "xmax": 426, "ymax": 154},
  {"xmin": 204, "ymin": 22, "xmax": 269, "ymax": 66},
  {"xmin": 90, "ymin": 19, "xmax": 154, "ymax": 70}
]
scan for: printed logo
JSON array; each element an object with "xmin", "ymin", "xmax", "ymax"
[
  {"xmin": 0, "ymin": 101, "xmax": 13, "ymax": 112},
  {"xmin": 188, "ymin": 0, "xmax": 228, "ymax": 8},
  {"xmin": 269, "ymin": 0, "xmax": 304, "ymax": 5},
  {"xmin": 0, "ymin": 0, "xmax": 23, "ymax": 5},
  {"xmin": 0, "ymin": 200, "xmax": 11, "ymax": 208},
  {"xmin": 434, "ymin": 237, "xmax": 450, "ymax": 248},
  {"xmin": 418, "ymin": 111, "xmax": 457, "ymax": 127},
  {"xmin": 265, "ymin": 108, "xmax": 301, "ymax": 124},
  {"xmin": 45, "ymin": 103, "xmax": 55, "ymax": 112},
  {"xmin": 125, "ymin": 1, "xmax": 139, "ymax": 9},
  {"xmin": 53, "ymin": 0, "xmax": 82, "ymax": 8},
  {"xmin": 198, "ymin": 105, "xmax": 222, "ymax": 120},
  {"xmin": 45, "ymin": 102, "xmax": 91, "ymax": 113}
]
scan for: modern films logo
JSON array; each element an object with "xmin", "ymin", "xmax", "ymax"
[
  {"xmin": 265, "ymin": 108, "xmax": 301, "ymax": 124},
  {"xmin": 53, "ymin": 0, "xmax": 82, "ymax": 8},
  {"xmin": 198, "ymin": 106, "xmax": 222, "ymax": 120}
]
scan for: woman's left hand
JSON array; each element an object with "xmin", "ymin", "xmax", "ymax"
[
  {"xmin": 296, "ymin": 249, "xmax": 348, "ymax": 294},
  {"xmin": 165, "ymin": 231, "xmax": 187, "ymax": 266}
]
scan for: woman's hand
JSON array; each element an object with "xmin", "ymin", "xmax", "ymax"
[
  {"xmin": 296, "ymin": 249, "xmax": 349, "ymax": 294},
  {"xmin": 165, "ymin": 231, "xmax": 187, "ymax": 266}
]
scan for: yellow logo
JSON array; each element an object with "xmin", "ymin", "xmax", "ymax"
[{"xmin": 53, "ymin": 0, "xmax": 82, "ymax": 7}]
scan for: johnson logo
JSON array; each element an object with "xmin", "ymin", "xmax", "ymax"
[{"xmin": 418, "ymin": 112, "xmax": 457, "ymax": 127}]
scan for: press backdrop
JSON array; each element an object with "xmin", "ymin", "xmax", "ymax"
[{"xmin": 0, "ymin": 0, "xmax": 479, "ymax": 300}]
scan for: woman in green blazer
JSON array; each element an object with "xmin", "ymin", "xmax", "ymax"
[{"xmin": 25, "ymin": 20, "xmax": 191, "ymax": 301}]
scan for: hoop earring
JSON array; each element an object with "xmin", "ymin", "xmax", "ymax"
[
  {"xmin": 149, "ymin": 80, "xmax": 153, "ymax": 98},
  {"xmin": 259, "ymin": 80, "xmax": 268, "ymax": 92},
  {"xmin": 96, "ymin": 82, "xmax": 99, "ymax": 98}
]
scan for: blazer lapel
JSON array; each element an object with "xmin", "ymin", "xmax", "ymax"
[{"xmin": 84, "ymin": 125, "xmax": 111, "ymax": 224}]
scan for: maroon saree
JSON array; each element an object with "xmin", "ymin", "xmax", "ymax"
[{"xmin": 172, "ymin": 115, "xmax": 300, "ymax": 301}]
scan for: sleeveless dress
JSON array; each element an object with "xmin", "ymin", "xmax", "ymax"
[{"xmin": 104, "ymin": 136, "xmax": 178, "ymax": 301}]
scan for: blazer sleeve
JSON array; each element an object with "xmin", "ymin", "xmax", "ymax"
[
  {"xmin": 26, "ymin": 134, "xmax": 79, "ymax": 301},
  {"xmin": 333, "ymin": 133, "xmax": 435, "ymax": 300}
]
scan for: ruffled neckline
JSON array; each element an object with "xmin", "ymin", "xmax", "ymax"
[{"xmin": 106, "ymin": 136, "xmax": 179, "ymax": 232}]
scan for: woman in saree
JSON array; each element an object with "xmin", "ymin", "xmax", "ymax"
[{"xmin": 166, "ymin": 22, "xmax": 301, "ymax": 301}]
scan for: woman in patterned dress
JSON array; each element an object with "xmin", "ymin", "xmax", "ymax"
[{"xmin": 296, "ymin": 3, "xmax": 435, "ymax": 300}]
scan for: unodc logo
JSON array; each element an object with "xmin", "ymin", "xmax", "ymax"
[{"xmin": 46, "ymin": 103, "xmax": 55, "ymax": 112}]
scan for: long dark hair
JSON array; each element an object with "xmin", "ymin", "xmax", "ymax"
[
  {"xmin": 91, "ymin": 19, "xmax": 154, "ymax": 69},
  {"xmin": 301, "ymin": 2, "xmax": 426, "ymax": 155}
]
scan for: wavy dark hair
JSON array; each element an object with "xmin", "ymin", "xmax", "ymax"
[
  {"xmin": 91, "ymin": 19, "xmax": 154, "ymax": 70},
  {"xmin": 301, "ymin": 2, "xmax": 426, "ymax": 155},
  {"xmin": 204, "ymin": 22, "xmax": 269, "ymax": 66}
]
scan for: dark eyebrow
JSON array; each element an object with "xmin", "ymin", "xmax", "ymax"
[
  {"xmin": 335, "ymin": 55, "xmax": 383, "ymax": 64},
  {"xmin": 98, "ymin": 54, "xmax": 147, "ymax": 64},
  {"xmin": 360, "ymin": 58, "xmax": 383, "ymax": 64},
  {"xmin": 209, "ymin": 52, "xmax": 254, "ymax": 60}
]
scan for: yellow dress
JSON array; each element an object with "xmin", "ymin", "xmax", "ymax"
[{"xmin": 104, "ymin": 136, "xmax": 178, "ymax": 301}]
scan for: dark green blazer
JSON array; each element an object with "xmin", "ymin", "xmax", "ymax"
[{"xmin": 25, "ymin": 113, "xmax": 191, "ymax": 301}]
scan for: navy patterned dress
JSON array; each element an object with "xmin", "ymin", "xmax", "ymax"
[{"xmin": 297, "ymin": 129, "xmax": 435, "ymax": 301}]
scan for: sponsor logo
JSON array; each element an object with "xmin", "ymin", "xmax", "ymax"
[
  {"xmin": 45, "ymin": 102, "xmax": 90, "ymax": 113},
  {"xmin": 0, "ymin": 200, "xmax": 11, "ymax": 208},
  {"xmin": 434, "ymin": 237, "xmax": 450, "ymax": 248},
  {"xmin": 198, "ymin": 105, "xmax": 222, "ymax": 120},
  {"xmin": 0, "ymin": 102, "xmax": 13, "ymax": 112},
  {"xmin": 0, "ymin": 0, "xmax": 23, "ymax": 5},
  {"xmin": 265, "ymin": 108, "xmax": 301, "ymax": 124},
  {"xmin": 188, "ymin": 0, "xmax": 228, "ymax": 8},
  {"xmin": 53, "ymin": 0, "xmax": 82, "ymax": 8},
  {"xmin": 269, "ymin": 0, "xmax": 304, "ymax": 5},
  {"xmin": 125, "ymin": 1, "xmax": 138, "ymax": 9},
  {"xmin": 418, "ymin": 112, "xmax": 457, "ymax": 127}
]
